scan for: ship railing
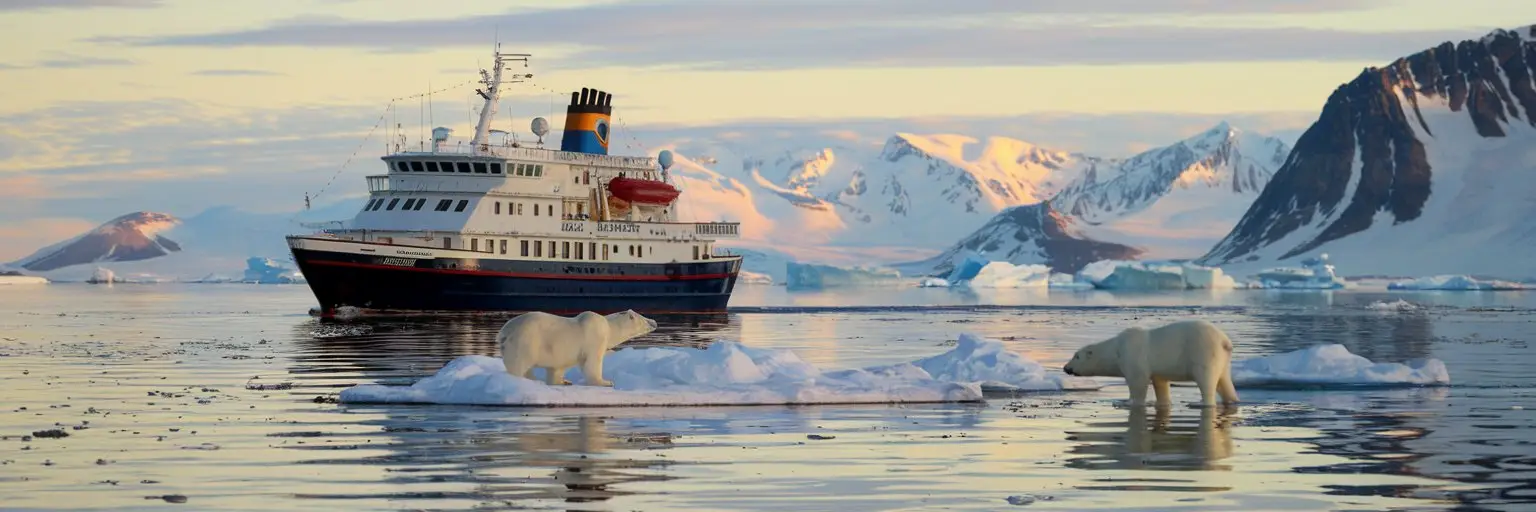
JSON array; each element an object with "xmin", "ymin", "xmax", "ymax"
[
  {"xmin": 694, "ymin": 222, "xmax": 740, "ymax": 237},
  {"xmin": 405, "ymin": 144, "xmax": 658, "ymax": 170}
]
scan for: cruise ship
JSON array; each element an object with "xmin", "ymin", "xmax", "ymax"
[{"xmin": 286, "ymin": 50, "xmax": 744, "ymax": 315}]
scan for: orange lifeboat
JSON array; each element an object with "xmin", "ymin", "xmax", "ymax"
[{"xmin": 606, "ymin": 176, "xmax": 680, "ymax": 205}]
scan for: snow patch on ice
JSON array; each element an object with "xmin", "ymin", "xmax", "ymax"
[
  {"xmin": 1232, "ymin": 344, "xmax": 1449, "ymax": 387},
  {"xmin": 338, "ymin": 334, "xmax": 1098, "ymax": 407}
]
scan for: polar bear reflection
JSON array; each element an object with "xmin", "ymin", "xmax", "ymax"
[
  {"xmin": 512, "ymin": 415, "xmax": 676, "ymax": 504},
  {"xmin": 1065, "ymin": 406, "xmax": 1236, "ymax": 472}
]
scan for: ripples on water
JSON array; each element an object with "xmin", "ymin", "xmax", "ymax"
[{"xmin": 0, "ymin": 284, "xmax": 1534, "ymax": 510}]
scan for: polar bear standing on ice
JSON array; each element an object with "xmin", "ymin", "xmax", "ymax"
[
  {"xmin": 496, "ymin": 310, "xmax": 658, "ymax": 387},
  {"xmin": 1062, "ymin": 319, "xmax": 1239, "ymax": 407}
]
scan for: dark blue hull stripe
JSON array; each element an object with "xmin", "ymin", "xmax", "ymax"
[{"xmin": 289, "ymin": 247, "xmax": 740, "ymax": 314}]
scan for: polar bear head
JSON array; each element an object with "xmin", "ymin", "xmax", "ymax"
[
  {"xmin": 603, "ymin": 309, "xmax": 658, "ymax": 348},
  {"xmin": 1062, "ymin": 328, "xmax": 1138, "ymax": 377}
]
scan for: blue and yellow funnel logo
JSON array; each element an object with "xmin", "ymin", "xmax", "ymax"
[{"xmin": 561, "ymin": 87, "xmax": 613, "ymax": 155}]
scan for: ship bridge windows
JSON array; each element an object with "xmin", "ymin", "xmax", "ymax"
[
  {"xmin": 385, "ymin": 198, "xmax": 400, "ymax": 210},
  {"xmin": 409, "ymin": 161, "xmax": 424, "ymax": 172},
  {"xmin": 425, "ymin": 162, "xmax": 441, "ymax": 172},
  {"xmin": 457, "ymin": 162, "xmax": 472, "ymax": 173},
  {"xmin": 511, "ymin": 163, "xmax": 545, "ymax": 177},
  {"xmin": 435, "ymin": 199, "xmax": 452, "ymax": 211},
  {"xmin": 454, "ymin": 199, "xmax": 469, "ymax": 212},
  {"xmin": 490, "ymin": 163, "xmax": 502, "ymax": 174}
]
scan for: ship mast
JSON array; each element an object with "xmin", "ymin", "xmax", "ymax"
[{"xmin": 470, "ymin": 47, "xmax": 531, "ymax": 153}]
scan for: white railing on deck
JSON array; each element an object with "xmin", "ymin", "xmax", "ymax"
[
  {"xmin": 695, "ymin": 222, "xmax": 739, "ymax": 237},
  {"xmin": 402, "ymin": 143, "xmax": 657, "ymax": 170}
]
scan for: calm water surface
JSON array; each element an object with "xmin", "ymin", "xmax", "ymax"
[{"xmin": 1, "ymin": 283, "xmax": 1534, "ymax": 511}]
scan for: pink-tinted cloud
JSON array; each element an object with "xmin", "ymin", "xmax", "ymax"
[{"xmin": 84, "ymin": 0, "xmax": 1455, "ymax": 69}]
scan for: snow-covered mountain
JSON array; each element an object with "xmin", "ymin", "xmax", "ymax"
[
  {"xmin": 1053, "ymin": 123, "xmax": 1290, "ymax": 258},
  {"xmin": 896, "ymin": 122, "xmax": 1288, "ymax": 274},
  {"xmin": 1199, "ymin": 25, "xmax": 1536, "ymax": 279},
  {"xmin": 11, "ymin": 212, "xmax": 183, "ymax": 272},
  {"xmin": 664, "ymin": 132, "xmax": 1100, "ymax": 249},
  {"xmin": 894, "ymin": 202, "xmax": 1143, "ymax": 276},
  {"xmin": 8, "ymin": 200, "xmax": 364, "ymax": 281}
]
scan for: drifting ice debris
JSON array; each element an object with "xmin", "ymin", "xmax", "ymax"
[{"xmin": 1388, "ymin": 275, "xmax": 1529, "ymax": 291}]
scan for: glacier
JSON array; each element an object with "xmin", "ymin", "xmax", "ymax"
[{"xmin": 785, "ymin": 262, "xmax": 904, "ymax": 289}]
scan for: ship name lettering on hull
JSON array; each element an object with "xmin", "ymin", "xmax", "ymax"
[
  {"xmin": 597, "ymin": 222, "xmax": 639, "ymax": 233},
  {"xmin": 379, "ymin": 257, "xmax": 417, "ymax": 267}
]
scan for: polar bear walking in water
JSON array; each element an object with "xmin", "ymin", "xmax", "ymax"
[
  {"xmin": 496, "ymin": 310, "xmax": 658, "ymax": 387},
  {"xmin": 1062, "ymin": 319, "xmax": 1240, "ymax": 407}
]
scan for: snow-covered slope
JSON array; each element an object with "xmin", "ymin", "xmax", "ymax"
[
  {"xmin": 663, "ymin": 132, "xmax": 1100, "ymax": 249},
  {"xmin": 896, "ymin": 202, "xmax": 1143, "ymax": 276},
  {"xmin": 9, "ymin": 200, "xmax": 365, "ymax": 281},
  {"xmin": 1199, "ymin": 25, "xmax": 1536, "ymax": 279},
  {"xmin": 10, "ymin": 212, "xmax": 183, "ymax": 272},
  {"xmin": 1053, "ymin": 123, "xmax": 1290, "ymax": 258}
]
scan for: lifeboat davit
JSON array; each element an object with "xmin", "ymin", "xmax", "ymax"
[{"xmin": 606, "ymin": 176, "xmax": 680, "ymax": 205}]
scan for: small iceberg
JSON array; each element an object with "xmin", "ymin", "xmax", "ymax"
[
  {"xmin": 1251, "ymin": 253, "xmax": 1349, "ymax": 290},
  {"xmin": 243, "ymin": 257, "xmax": 306, "ymax": 284},
  {"xmin": 0, "ymin": 269, "xmax": 47, "ymax": 285},
  {"xmin": 1231, "ymin": 344, "xmax": 1449, "ymax": 388},
  {"xmin": 1079, "ymin": 260, "xmax": 1239, "ymax": 290},
  {"xmin": 935, "ymin": 252, "xmax": 1093, "ymax": 290},
  {"xmin": 1387, "ymin": 275, "xmax": 1529, "ymax": 291},
  {"xmin": 338, "ymin": 334, "xmax": 1098, "ymax": 407}
]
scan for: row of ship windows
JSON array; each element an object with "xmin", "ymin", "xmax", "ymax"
[
  {"xmin": 460, "ymin": 238, "xmax": 716, "ymax": 261},
  {"xmin": 462, "ymin": 238, "xmax": 656, "ymax": 261},
  {"xmin": 391, "ymin": 160, "xmax": 546, "ymax": 177},
  {"xmin": 366, "ymin": 197, "xmax": 469, "ymax": 212},
  {"xmin": 365, "ymin": 197, "xmax": 561, "ymax": 216}
]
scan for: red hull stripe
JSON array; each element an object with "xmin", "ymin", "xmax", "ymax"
[{"xmin": 306, "ymin": 259, "xmax": 735, "ymax": 282}]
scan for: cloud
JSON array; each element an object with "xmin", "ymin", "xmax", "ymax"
[
  {"xmin": 0, "ymin": 53, "xmax": 135, "ymax": 71},
  {"xmin": 84, "ymin": 0, "xmax": 1451, "ymax": 69},
  {"xmin": 0, "ymin": 217, "xmax": 99, "ymax": 261},
  {"xmin": 33, "ymin": 55, "xmax": 135, "ymax": 69},
  {"xmin": 190, "ymin": 69, "xmax": 283, "ymax": 77},
  {"xmin": 0, "ymin": 0, "xmax": 160, "ymax": 11}
]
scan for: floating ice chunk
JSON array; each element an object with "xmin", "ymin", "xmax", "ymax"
[
  {"xmin": 1367, "ymin": 299, "xmax": 1420, "ymax": 312},
  {"xmin": 1388, "ymin": 275, "xmax": 1528, "ymax": 291},
  {"xmin": 338, "ymin": 334, "xmax": 1096, "ymax": 407},
  {"xmin": 1231, "ymin": 344, "xmax": 1449, "ymax": 387},
  {"xmin": 904, "ymin": 333, "xmax": 1102, "ymax": 392}
]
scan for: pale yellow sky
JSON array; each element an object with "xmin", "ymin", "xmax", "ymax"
[
  {"xmin": 0, "ymin": 0, "xmax": 1532, "ymax": 260},
  {"xmin": 2, "ymin": 0, "xmax": 1531, "ymax": 123}
]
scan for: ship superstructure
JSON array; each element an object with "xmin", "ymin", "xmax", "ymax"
[{"xmin": 286, "ymin": 50, "xmax": 743, "ymax": 314}]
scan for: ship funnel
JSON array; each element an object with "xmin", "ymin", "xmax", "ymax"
[{"xmin": 560, "ymin": 87, "xmax": 613, "ymax": 155}]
